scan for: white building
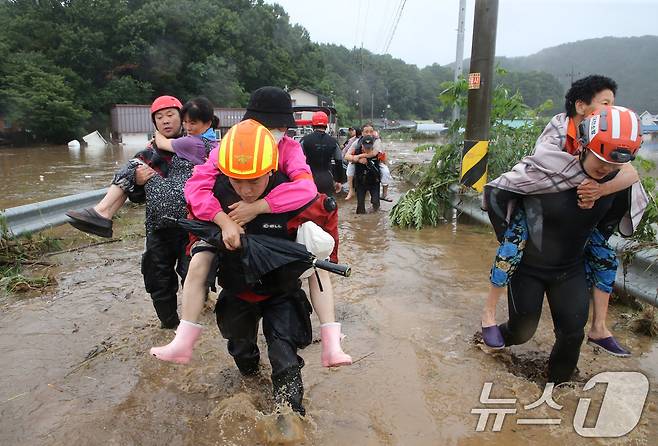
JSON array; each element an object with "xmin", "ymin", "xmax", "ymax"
[
  {"xmin": 640, "ymin": 111, "xmax": 657, "ymax": 127},
  {"xmin": 110, "ymin": 105, "xmax": 245, "ymax": 148},
  {"xmin": 288, "ymin": 88, "xmax": 336, "ymax": 134},
  {"xmin": 289, "ymin": 87, "xmax": 333, "ymax": 108}
]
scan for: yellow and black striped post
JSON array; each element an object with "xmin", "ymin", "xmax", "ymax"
[
  {"xmin": 460, "ymin": 139, "xmax": 488, "ymax": 192},
  {"xmin": 461, "ymin": 0, "xmax": 497, "ymax": 193}
]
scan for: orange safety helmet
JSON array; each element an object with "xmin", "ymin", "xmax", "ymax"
[
  {"xmin": 311, "ymin": 111, "xmax": 329, "ymax": 127},
  {"xmin": 578, "ymin": 105, "xmax": 643, "ymax": 164},
  {"xmin": 217, "ymin": 119, "xmax": 279, "ymax": 179}
]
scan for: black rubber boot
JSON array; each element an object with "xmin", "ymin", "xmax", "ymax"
[
  {"xmin": 272, "ymin": 367, "xmax": 305, "ymax": 416},
  {"xmin": 235, "ymin": 356, "xmax": 260, "ymax": 376},
  {"xmin": 159, "ymin": 312, "xmax": 180, "ymax": 329}
]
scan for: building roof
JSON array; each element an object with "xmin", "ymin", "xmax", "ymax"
[
  {"xmin": 640, "ymin": 110, "xmax": 657, "ymax": 124},
  {"xmin": 289, "ymin": 87, "xmax": 334, "ymax": 106}
]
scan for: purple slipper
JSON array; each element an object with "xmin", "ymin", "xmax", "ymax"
[
  {"xmin": 587, "ymin": 336, "xmax": 631, "ymax": 357},
  {"xmin": 482, "ymin": 325, "xmax": 505, "ymax": 349}
]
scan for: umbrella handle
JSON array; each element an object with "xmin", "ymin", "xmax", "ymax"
[{"xmin": 313, "ymin": 259, "xmax": 351, "ymax": 277}]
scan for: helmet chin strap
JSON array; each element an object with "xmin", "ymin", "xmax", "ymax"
[
  {"xmin": 579, "ymin": 150, "xmax": 601, "ymax": 181},
  {"xmin": 580, "ymin": 150, "xmax": 619, "ymax": 183}
]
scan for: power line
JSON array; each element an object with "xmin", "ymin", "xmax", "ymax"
[
  {"xmin": 380, "ymin": 0, "xmax": 404, "ymax": 53},
  {"xmin": 383, "ymin": 0, "xmax": 407, "ymax": 54},
  {"xmin": 376, "ymin": 0, "xmax": 397, "ymax": 51},
  {"xmin": 362, "ymin": 0, "xmax": 371, "ymax": 47},
  {"xmin": 356, "ymin": 0, "xmax": 371, "ymax": 51},
  {"xmin": 353, "ymin": 0, "xmax": 362, "ymax": 50}
]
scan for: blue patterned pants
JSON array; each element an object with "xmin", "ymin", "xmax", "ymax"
[{"xmin": 490, "ymin": 208, "xmax": 618, "ymax": 293}]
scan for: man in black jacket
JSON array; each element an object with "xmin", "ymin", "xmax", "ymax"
[{"xmin": 300, "ymin": 111, "xmax": 346, "ymax": 197}]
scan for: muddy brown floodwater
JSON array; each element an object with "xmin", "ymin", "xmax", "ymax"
[{"xmin": 1, "ymin": 139, "xmax": 658, "ymax": 445}]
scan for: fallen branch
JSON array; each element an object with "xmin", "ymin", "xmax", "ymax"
[
  {"xmin": 352, "ymin": 351, "xmax": 375, "ymax": 364},
  {"xmin": 65, "ymin": 338, "xmax": 114, "ymax": 377}
]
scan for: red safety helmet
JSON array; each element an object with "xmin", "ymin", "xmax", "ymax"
[
  {"xmin": 311, "ymin": 111, "xmax": 329, "ymax": 127},
  {"xmin": 578, "ymin": 105, "xmax": 643, "ymax": 164},
  {"xmin": 150, "ymin": 95, "xmax": 183, "ymax": 116}
]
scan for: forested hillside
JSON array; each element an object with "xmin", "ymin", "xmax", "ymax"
[
  {"xmin": 494, "ymin": 35, "xmax": 658, "ymax": 114},
  {"xmin": 1, "ymin": 0, "xmax": 652, "ymax": 143}
]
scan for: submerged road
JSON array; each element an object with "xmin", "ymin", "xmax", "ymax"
[{"xmin": 1, "ymin": 140, "xmax": 658, "ymax": 445}]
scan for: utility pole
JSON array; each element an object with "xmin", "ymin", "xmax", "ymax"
[
  {"xmin": 371, "ymin": 92, "xmax": 374, "ymax": 122},
  {"xmin": 384, "ymin": 87, "xmax": 390, "ymax": 128},
  {"xmin": 452, "ymin": 0, "xmax": 467, "ymax": 122},
  {"xmin": 460, "ymin": 0, "xmax": 498, "ymax": 192},
  {"xmin": 359, "ymin": 86, "xmax": 364, "ymax": 124},
  {"xmin": 566, "ymin": 65, "xmax": 582, "ymax": 85},
  {"xmin": 359, "ymin": 44, "xmax": 365, "ymax": 124}
]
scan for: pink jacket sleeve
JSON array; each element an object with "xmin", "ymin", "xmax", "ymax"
[
  {"xmin": 184, "ymin": 137, "xmax": 318, "ymax": 221},
  {"xmin": 184, "ymin": 147, "xmax": 223, "ymax": 221},
  {"xmin": 264, "ymin": 137, "xmax": 317, "ymax": 214}
]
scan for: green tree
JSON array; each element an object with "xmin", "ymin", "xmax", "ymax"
[
  {"xmin": 495, "ymin": 70, "xmax": 563, "ymax": 113},
  {"xmin": 0, "ymin": 52, "xmax": 90, "ymax": 143},
  {"xmin": 0, "ymin": 0, "xmax": 577, "ymax": 142},
  {"xmin": 390, "ymin": 76, "xmax": 549, "ymax": 229},
  {"xmin": 186, "ymin": 55, "xmax": 247, "ymax": 107}
]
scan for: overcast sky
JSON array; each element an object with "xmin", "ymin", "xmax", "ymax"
[{"xmin": 266, "ymin": 0, "xmax": 658, "ymax": 68}]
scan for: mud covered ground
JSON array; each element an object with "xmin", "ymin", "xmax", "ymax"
[{"xmin": 2, "ymin": 141, "xmax": 658, "ymax": 445}]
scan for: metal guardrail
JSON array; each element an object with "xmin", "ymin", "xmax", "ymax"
[
  {"xmin": 448, "ymin": 185, "xmax": 658, "ymax": 307},
  {"xmin": 3, "ymin": 185, "xmax": 656, "ymax": 306},
  {"xmin": 1, "ymin": 188, "xmax": 108, "ymax": 237}
]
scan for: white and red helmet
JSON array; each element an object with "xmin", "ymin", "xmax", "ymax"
[{"xmin": 578, "ymin": 105, "xmax": 643, "ymax": 164}]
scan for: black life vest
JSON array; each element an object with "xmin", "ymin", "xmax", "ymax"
[
  {"xmin": 353, "ymin": 145, "xmax": 381, "ymax": 185},
  {"xmin": 212, "ymin": 172, "xmax": 310, "ymax": 296},
  {"xmin": 301, "ymin": 131, "xmax": 338, "ymax": 171},
  {"xmin": 301, "ymin": 131, "xmax": 344, "ymax": 195}
]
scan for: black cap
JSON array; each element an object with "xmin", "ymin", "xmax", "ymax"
[
  {"xmin": 242, "ymin": 86, "xmax": 296, "ymax": 129},
  {"xmin": 362, "ymin": 135, "xmax": 375, "ymax": 148}
]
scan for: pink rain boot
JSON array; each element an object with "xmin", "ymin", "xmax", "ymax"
[
  {"xmin": 150, "ymin": 320, "xmax": 203, "ymax": 364},
  {"xmin": 320, "ymin": 322, "xmax": 352, "ymax": 367}
]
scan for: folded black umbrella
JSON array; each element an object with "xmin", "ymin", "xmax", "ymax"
[
  {"xmin": 165, "ymin": 217, "xmax": 351, "ymax": 284},
  {"xmin": 165, "ymin": 216, "xmax": 224, "ymax": 247}
]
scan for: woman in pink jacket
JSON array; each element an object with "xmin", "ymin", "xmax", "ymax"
[{"xmin": 150, "ymin": 87, "xmax": 352, "ymax": 368}]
